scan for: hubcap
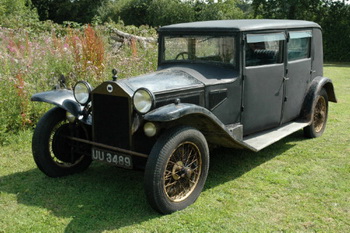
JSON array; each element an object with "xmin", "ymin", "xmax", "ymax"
[{"xmin": 163, "ymin": 142, "xmax": 202, "ymax": 202}]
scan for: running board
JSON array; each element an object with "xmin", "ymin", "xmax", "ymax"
[{"xmin": 243, "ymin": 122, "xmax": 309, "ymax": 152}]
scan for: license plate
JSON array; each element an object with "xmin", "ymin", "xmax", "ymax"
[{"xmin": 92, "ymin": 148, "xmax": 133, "ymax": 169}]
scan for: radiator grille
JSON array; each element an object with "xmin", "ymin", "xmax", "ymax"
[{"xmin": 92, "ymin": 94, "xmax": 130, "ymax": 149}]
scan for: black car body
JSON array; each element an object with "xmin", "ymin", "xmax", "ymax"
[{"xmin": 31, "ymin": 19, "xmax": 337, "ymax": 214}]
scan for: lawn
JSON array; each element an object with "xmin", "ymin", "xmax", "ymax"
[{"xmin": 0, "ymin": 64, "xmax": 349, "ymax": 232}]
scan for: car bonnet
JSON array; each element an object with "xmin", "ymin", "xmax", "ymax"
[{"xmin": 122, "ymin": 68, "xmax": 204, "ymax": 93}]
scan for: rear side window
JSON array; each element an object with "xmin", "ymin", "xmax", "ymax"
[
  {"xmin": 288, "ymin": 31, "xmax": 312, "ymax": 61},
  {"xmin": 245, "ymin": 33, "xmax": 285, "ymax": 67}
]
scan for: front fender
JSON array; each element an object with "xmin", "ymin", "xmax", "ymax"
[
  {"xmin": 300, "ymin": 76, "xmax": 337, "ymax": 121},
  {"xmin": 144, "ymin": 103, "xmax": 214, "ymax": 122},
  {"xmin": 31, "ymin": 90, "xmax": 82, "ymax": 117},
  {"xmin": 144, "ymin": 103, "xmax": 256, "ymax": 151}
]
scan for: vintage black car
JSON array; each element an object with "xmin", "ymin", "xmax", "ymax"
[{"xmin": 31, "ymin": 19, "xmax": 337, "ymax": 214}]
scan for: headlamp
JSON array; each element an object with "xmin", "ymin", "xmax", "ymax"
[
  {"xmin": 133, "ymin": 88, "xmax": 155, "ymax": 114},
  {"xmin": 73, "ymin": 81, "xmax": 92, "ymax": 105}
]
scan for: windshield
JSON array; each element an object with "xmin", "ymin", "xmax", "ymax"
[{"xmin": 161, "ymin": 35, "xmax": 237, "ymax": 67}]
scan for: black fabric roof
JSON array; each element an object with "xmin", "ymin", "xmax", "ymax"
[{"xmin": 158, "ymin": 19, "xmax": 320, "ymax": 33}]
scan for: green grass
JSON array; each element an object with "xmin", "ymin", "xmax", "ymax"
[{"xmin": 1, "ymin": 64, "xmax": 349, "ymax": 232}]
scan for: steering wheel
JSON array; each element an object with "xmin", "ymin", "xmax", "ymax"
[{"xmin": 175, "ymin": 52, "xmax": 189, "ymax": 60}]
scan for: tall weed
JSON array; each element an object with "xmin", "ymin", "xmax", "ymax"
[
  {"xmin": 66, "ymin": 25, "xmax": 106, "ymax": 84},
  {"xmin": 0, "ymin": 24, "xmax": 157, "ymax": 144}
]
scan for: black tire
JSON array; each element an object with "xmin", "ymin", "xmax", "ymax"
[
  {"xmin": 304, "ymin": 88, "xmax": 328, "ymax": 138},
  {"xmin": 32, "ymin": 107, "xmax": 92, "ymax": 177},
  {"xmin": 144, "ymin": 127, "xmax": 209, "ymax": 214}
]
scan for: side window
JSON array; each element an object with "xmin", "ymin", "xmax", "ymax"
[
  {"xmin": 163, "ymin": 35, "xmax": 237, "ymax": 66},
  {"xmin": 245, "ymin": 33, "xmax": 285, "ymax": 67},
  {"xmin": 288, "ymin": 31, "xmax": 312, "ymax": 61}
]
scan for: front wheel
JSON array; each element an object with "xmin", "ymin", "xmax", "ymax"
[
  {"xmin": 144, "ymin": 127, "xmax": 209, "ymax": 214},
  {"xmin": 304, "ymin": 88, "xmax": 328, "ymax": 138},
  {"xmin": 32, "ymin": 107, "xmax": 92, "ymax": 177}
]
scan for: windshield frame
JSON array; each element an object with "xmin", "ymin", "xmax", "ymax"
[{"xmin": 158, "ymin": 32, "xmax": 239, "ymax": 69}]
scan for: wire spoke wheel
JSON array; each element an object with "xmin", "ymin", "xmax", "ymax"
[
  {"xmin": 164, "ymin": 142, "xmax": 202, "ymax": 202},
  {"xmin": 313, "ymin": 95, "xmax": 327, "ymax": 133},
  {"xmin": 32, "ymin": 107, "xmax": 92, "ymax": 177},
  {"xmin": 51, "ymin": 122, "xmax": 86, "ymax": 167},
  {"xmin": 144, "ymin": 127, "xmax": 209, "ymax": 214},
  {"xmin": 304, "ymin": 88, "xmax": 328, "ymax": 138}
]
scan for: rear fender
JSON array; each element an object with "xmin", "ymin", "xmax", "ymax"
[
  {"xmin": 31, "ymin": 90, "xmax": 82, "ymax": 118},
  {"xmin": 300, "ymin": 76, "xmax": 337, "ymax": 121}
]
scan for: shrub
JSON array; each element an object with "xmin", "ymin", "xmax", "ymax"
[
  {"xmin": 0, "ymin": 0, "xmax": 39, "ymax": 29},
  {"xmin": 146, "ymin": 0, "xmax": 195, "ymax": 27}
]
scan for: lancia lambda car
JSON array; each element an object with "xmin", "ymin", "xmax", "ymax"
[{"xmin": 31, "ymin": 19, "xmax": 337, "ymax": 214}]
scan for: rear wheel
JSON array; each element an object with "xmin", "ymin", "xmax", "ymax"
[
  {"xmin": 144, "ymin": 127, "xmax": 209, "ymax": 214},
  {"xmin": 32, "ymin": 107, "xmax": 92, "ymax": 177},
  {"xmin": 304, "ymin": 88, "xmax": 328, "ymax": 138}
]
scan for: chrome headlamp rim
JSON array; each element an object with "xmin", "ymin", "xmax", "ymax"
[
  {"xmin": 132, "ymin": 88, "xmax": 155, "ymax": 114},
  {"xmin": 73, "ymin": 81, "xmax": 92, "ymax": 105}
]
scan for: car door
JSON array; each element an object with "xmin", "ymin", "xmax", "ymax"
[
  {"xmin": 242, "ymin": 32, "xmax": 286, "ymax": 135},
  {"xmin": 281, "ymin": 30, "xmax": 313, "ymax": 123}
]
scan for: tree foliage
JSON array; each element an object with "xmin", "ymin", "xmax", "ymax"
[
  {"xmin": 0, "ymin": 0, "xmax": 39, "ymax": 28},
  {"xmin": 251, "ymin": 0, "xmax": 327, "ymax": 20},
  {"xmin": 251, "ymin": 0, "xmax": 350, "ymax": 61},
  {"xmin": 119, "ymin": 0, "xmax": 152, "ymax": 26},
  {"xmin": 193, "ymin": 0, "xmax": 246, "ymax": 21},
  {"xmin": 146, "ymin": 0, "xmax": 195, "ymax": 26},
  {"xmin": 97, "ymin": 0, "xmax": 248, "ymax": 27},
  {"xmin": 321, "ymin": 1, "xmax": 350, "ymax": 61},
  {"xmin": 31, "ymin": 0, "xmax": 107, "ymax": 24}
]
